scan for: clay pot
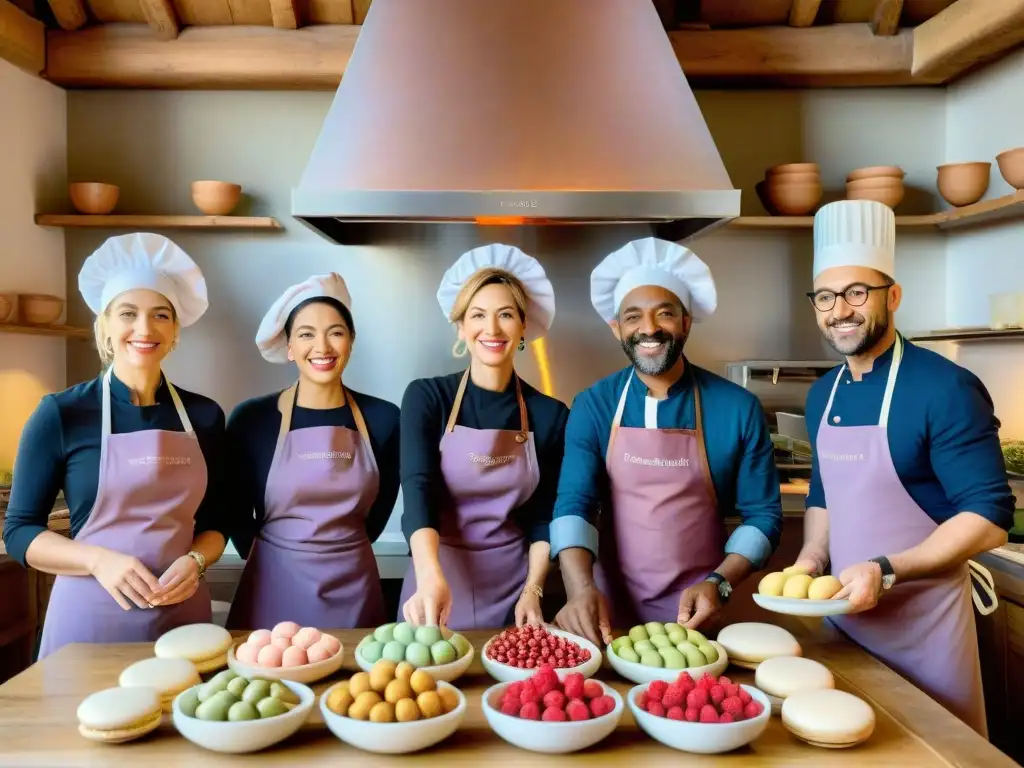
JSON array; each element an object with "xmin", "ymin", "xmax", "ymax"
[
  {"xmin": 767, "ymin": 162, "xmax": 820, "ymax": 177},
  {"xmin": 18, "ymin": 294, "xmax": 64, "ymax": 325},
  {"xmin": 766, "ymin": 171, "xmax": 819, "ymax": 186},
  {"xmin": 996, "ymin": 148, "xmax": 1024, "ymax": 190},
  {"xmin": 937, "ymin": 162, "xmax": 990, "ymax": 207},
  {"xmin": 769, "ymin": 182, "xmax": 822, "ymax": 215},
  {"xmin": 69, "ymin": 182, "xmax": 119, "ymax": 215},
  {"xmin": 846, "ymin": 166, "xmax": 905, "ymax": 183},
  {"xmin": 191, "ymin": 181, "xmax": 242, "ymax": 216}
]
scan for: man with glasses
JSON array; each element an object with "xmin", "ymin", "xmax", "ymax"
[{"xmin": 793, "ymin": 199, "xmax": 1014, "ymax": 736}]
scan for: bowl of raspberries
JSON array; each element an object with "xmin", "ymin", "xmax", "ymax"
[
  {"xmin": 481, "ymin": 665, "xmax": 624, "ymax": 753},
  {"xmin": 627, "ymin": 672, "xmax": 770, "ymax": 754},
  {"xmin": 481, "ymin": 624, "xmax": 602, "ymax": 682}
]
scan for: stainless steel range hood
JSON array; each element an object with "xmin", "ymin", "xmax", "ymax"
[{"xmin": 292, "ymin": 0, "xmax": 740, "ymax": 245}]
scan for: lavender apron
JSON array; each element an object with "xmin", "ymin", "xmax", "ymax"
[
  {"xmin": 398, "ymin": 369, "xmax": 539, "ymax": 630},
  {"xmin": 593, "ymin": 370, "xmax": 727, "ymax": 626},
  {"xmin": 226, "ymin": 382, "xmax": 385, "ymax": 630},
  {"xmin": 820, "ymin": 334, "xmax": 992, "ymax": 736},
  {"xmin": 38, "ymin": 368, "xmax": 211, "ymax": 659}
]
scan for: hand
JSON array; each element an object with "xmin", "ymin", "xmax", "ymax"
[
  {"xmin": 677, "ymin": 581, "xmax": 721, "ymax": 629},
  {"xmin": 514, "ymin": 589, "xmax": 544, "ymax": 627},
  {"xmin": 791, "ymin": 557, "xmax": 825, "ymax": 576},
  {"xmin": 88, "ymin": 548, "xmax": 163, "ymax": 610},
  {"xmin": 151, "ymin": 555, "xmax": 201, "ymax": 607},
  {"xmin": 553, "ymin": 585, "xmax": 612, "ymax": 647},
  {"xmin": 833, "ymin": 560, "xmax": 883, "ymax": 612},
  {"xmin": 403, "ymin": 573, "xmax": 452, "ymax": 627}
]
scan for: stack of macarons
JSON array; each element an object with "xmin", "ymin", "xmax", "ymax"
[
  {"xmin": 781, "ymin": 689, "xmax": 876, "ymax": 748},
  {"xmin": 77, "ymin": 687, "xmax": 164, "ymax": 744},
  {"xmin": 119, "ymin": 656, "xmax": 202, "ymax": 712},
  {"xmin": 235, "ymin": 622, "xmax": 341, "ymax": 668},
  {"xmin": 753, "ymin": 656, "xmax": 835, "ymax": 715},
  {"xmin": 154, "ymin": 623, "xmax": 234, "ymax": 673},
  {"xmin": 715, "ymin": 623, "xmax": 802, "ymax": 670}
]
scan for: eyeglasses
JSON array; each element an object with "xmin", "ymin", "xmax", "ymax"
[{"xmin": 806, "ymin": 283, "xmax": 891, "ymax": 312}]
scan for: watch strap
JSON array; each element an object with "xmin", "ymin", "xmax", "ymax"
[{"xmin": 705, "ymin": 572, "xmax": 732, "ymax": 601}]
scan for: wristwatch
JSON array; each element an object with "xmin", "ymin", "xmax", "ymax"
[
  {"xmin": 705, "ymin": 572, "xmax": 732, "ymax": 602},
  {"xmin": 187, "ymin": 550, "xmax": 207, "ymax": 579},
  {"xmin": 870, "ymin": 556, "xmax": 896, "ymax": 591}
]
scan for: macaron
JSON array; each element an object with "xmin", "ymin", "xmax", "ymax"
[
  {"xmin": 781, "ymin": 688, "xmax": 876, "ymax": 748},
  {"xmin": 118, "ymin": 657, "xmax": 202, "ymax": 712},
  {"xmin": 154, "ymin": 623, "xmax": 233, "ymax": 674},
  {"xmin": 77, "ymin": 687, "xmax": 163, "ymax": 743},
  {"xmin": 716, "ymin": 622, "xmax": 802, "ymax": 669}
]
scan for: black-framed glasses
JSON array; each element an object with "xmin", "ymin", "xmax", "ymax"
[{"xmin": 806, "ymin": 283, "xmax": 891, "ymax": 312}]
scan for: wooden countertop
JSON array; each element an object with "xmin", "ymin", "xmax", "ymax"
[{"xmin": 0, "ymin": 618, "xmax": 1012, "ymax": 766}]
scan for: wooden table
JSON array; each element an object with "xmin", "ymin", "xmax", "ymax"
[{"xmin": 0, "ymin": 618, "xmax": 1014, "ymax": 766}]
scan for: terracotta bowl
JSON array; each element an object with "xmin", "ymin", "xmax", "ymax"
[
  {"xmin": 846, "ymin": 183, "xmax": 904, "ymax": 209},
  {"xmin": 18, "ymin": 294, "xmax": 64, "ymax": 325},
  {"xmin": 0, "ymin": 294, "xmax": 15, "ymax": 323},
  {"xmin": 191, "ymin": 181, "xmax": 242, "ymax": 216},
  {"xmin": 846, "ymin": 166, "xmax": 904, "ymax": 183},
  {"xmin": 69, "ymin": 182, "xmax": 119, "ymax": 215},
  {"xmin": 766, "ymin": 171, "xmax": 819, "ymax": 186},
  {"xmin": 767, "ymin": 162, "xmax": 820, "ymax": 177},
  {"xmin": 937, "ymin": 162, "xmax": 990, "ymax": 207},
  {"xmin": 845, "ymin": 177, "xmax": 904, "ymax": 192},
  {"xmin": 767, "ymin": 181, "xmax": 822, "ymax": 216},
  {"xmin": 996, "ymin": 148, "xmax": 1024, "ymax": 190}
]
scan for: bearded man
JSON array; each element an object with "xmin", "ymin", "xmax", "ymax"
[
  {"xmin": 549, "ymin": 237, "xmax": 783, "ymax": 645},
  {"xmin": 791, "ymin": 200, "xmax": 1013, "ymax": 737}
]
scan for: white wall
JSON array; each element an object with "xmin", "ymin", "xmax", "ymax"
[{"xmin": 0, "ymin": 60, "xmax": 67, "ymax": 472}]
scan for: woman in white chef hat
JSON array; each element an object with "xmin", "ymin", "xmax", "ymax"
[
  {"xmin": 224, "ymin": 273, "xmax": 400, "ymax": 632},
  {"xmin": 3, "ymin": 232, "xmax": 229, "ymax": 659},
  {"xmin": 397, "ymin": 243, "xmax": 570, "ymax": 631}
]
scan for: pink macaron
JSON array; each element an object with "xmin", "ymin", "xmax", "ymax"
[
  {"xmin": 318, "ymin": 634, "xmax": 341, "ymax": 656},
  {"xmin": 257, "ymin": 644, "xmax": 284, "ymax": 668},
  {"xmin": 235, "ymin": 642, "xmax": 260, "ymax": 665},
  {"xmin": 291, "ymin": 627, "xmax": 322, "ymax": 650},
  {"xmin": 271, "ymin": 621, "xmax": 301, "ymax": 640},
  {"xmin": 306, "ymin": 640, "xmax": 333, "ymax": 664},
  {"xmin": 247, "ymin": 629, "xmax": 273, "ymax": 649},
  {"xmin": 281, "ymin": 645, "xmax": 309, "ymax": 667},
  {"xmin": 271, "ymin": 636, "xmax": 291, "ymax": 651}
]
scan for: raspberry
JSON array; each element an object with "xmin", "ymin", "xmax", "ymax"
[
  {"xmin": 720, "ymin": 696, "xmax": 744, "ymax": 717},
  {"xmin": 684, "ymin": 706, "xmax": 699, "ymax": 722},
  {"xmin": 666, "ymin": 706, "xmax": 685, "ymax": 721},
  {"xmin": 582, "ymin": 680, "xmax": 604, "ymax": 700},
  {"xmin": 563, "ymin": 673, "xmax": 585, "ymax": 700},
  {"xmin": 590, "ymin": 695, "xmax": 616, "ymax": 717},
  {"xmin": 676, "ymin": 671, "xmax": 694, "ymax": 688},
  {"xmin": 542, "ymin": 706, "xmax": 568, "ymax": 721},
  {"xmin": 661, "ymin": 684, "xmax": 684, "ymax": 709},
  {"xmin": 519, "ymin": 702, "xmax": 540, "ymax": 720},
  {"xmin": 719, "ymin": 712, "xmax": 735, "ymax": 723},
  {"xmin": 520, "ymin": 684, "xmax": 540, "ymax": 705},
  {"xmin": 500, "ymin": 699, "xmax": 520, "ymax": 716},
  {"xmin": 698, "ymin": 674, "xmax": 715, "ymax": 691},
  {"xmin": 722, "ymin": 683, "xmax": 739, "ymax": 698},
  {"xmin": 686, "ymin": 687, "xmax": 709, "ymax": 709},
  {"xmin": 542, "ymin": 690, "xmax": 566, "ymax": 710},
  {"xmin": 738, "ymin": 688, "xmax": 753, "ymax": 705},
  {"xmin": 637, "ymin": 692, "xmax": 648, "ymax": 710},
  {"xmin": 566, "ymin": 699, "xmax": 590, "ymax": 721},
  {"xmin": 646, "ymin": 700, "xmax": 665, "ymax": 717},
  {"xmin": 744, "ymin": 700, "xmax": 764, "ymax": 719},
  {"xmin": 709, "ymin": 685, "xmax": 726, "ymax": 705},
  {"xmin": 508, "ymin": 681, "xmax": 524, "ymax": 698},
  {"xmin": 718, "ymin": 676, "xmax": 733, "ymax": 687},
  {"xmin": 647, "ymin": 680, "xmax": 668, "ymax": 701},
  {"xmin": 699, "ymin": 705, "xmax": 719, "ymax": 723}
]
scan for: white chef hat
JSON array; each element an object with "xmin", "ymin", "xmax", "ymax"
[
  {"xmin": 590, "ymin": 237, "xmax": 717, "ymax": 323},
  {"xmin": 813, "ymin": 200, "xmax": 895, "ymax": 281},
  {"xmin": 78, "ymin": 232, "xmax": 208, "ymax": 326},
  {"xmin": 255, "ymin": 273, "xmax": 353, "ymax": 363},
  {"xmin": 436, "ymin": 243, "xmax": 556, "ymax": 339}
]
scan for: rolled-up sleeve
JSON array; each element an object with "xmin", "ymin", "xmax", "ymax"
[
  {"xmin": 550, "ymin": 393, "xmax": 603, "ymax": 559},
  {"xmin": 724, "ymin": 398, "xmax": 783, "ymax": 569}
]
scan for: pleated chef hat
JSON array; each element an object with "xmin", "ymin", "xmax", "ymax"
[
  {"xmin": 590, "ymin": 237, "xmax": 717, "ymax": 323},
  {"xmin": 813, "ymin": 200, "xmax": 896, "ymax": 281},
  {"xmin": 255, "ymin": 273, "xmax": 352, "ymax": 363},
  {"xmin": 436, "ymin": 243, "xmax": 556, "ymax": 339},
  {"xmin": 78, "ymin": 233, "xmax": 208, "ymax": 326}
]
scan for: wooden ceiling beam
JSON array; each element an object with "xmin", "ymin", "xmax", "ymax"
[
  {"xmin": 138, "ymin": 0, "xmax": 179, "ymax": 39},
  {"xmin": 912, "ymin": 0, "xmax": 1024, "ymax": 80},
  {"xmin": 46, "ymin": 0, "xmax": 87, "ymax": 31},
  {"xmin": 872, "ymin": 0, "xmax": 904, "ymax": 35},
  {"xmin": 789, "ymin": 0, "xmax": 823, "ymax": 26},
  {"xmin": 270, "ymin": 0, "xmax": 298, "ymax": 29},
  {"xmin": 0, "ymin": 0, "xmax": 44, "ymax": 74}
]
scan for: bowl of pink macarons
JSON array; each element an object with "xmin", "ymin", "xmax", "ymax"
[{"xmin": 227, "ymin": 622, "xmax": 346, "ymax": 684}]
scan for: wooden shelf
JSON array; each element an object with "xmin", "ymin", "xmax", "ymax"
[
  {"xmin": 729, "ymin": 191, "xmax": 1024, "ymax": 231},
  {"xmin": 906, "ymin": 328, "xmax": 1024, "ymax": 342},
  {"xmin": 0, "ymin": 323, "xmax": 92, "ymax": 340},
  {"xmin": 34, "ymin": 215, "xmax": 282, "ymax": 229}
]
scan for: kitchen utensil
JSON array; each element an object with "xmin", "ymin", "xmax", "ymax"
[
  {"xmin": 937, "ymin": 162, "xmax": 990, "ymax": 207},
  {"xmin": 191, "ymin": 181, "xmax": 242, "ymax": 216},
  {"xmin": 995, "ymin": 147, "xmax": 1024, "ymax": 189},
  {"xmin": 69, "ymin": 182, "xmax": 119, "ymax": 215}
]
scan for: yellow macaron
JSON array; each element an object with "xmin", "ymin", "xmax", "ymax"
[
  {"xmin": 119, "ymin": 656, "xmax": 202, "ymax": 712},
  {"xmin": 77, "ymin": 687, "xmax": 163, "ymax": 743},
  {"xmin": 154, "ymin": 623, "xmax": 233, "ymax": 674}
]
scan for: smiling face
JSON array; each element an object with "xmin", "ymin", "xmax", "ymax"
[
  {"xmin": 102, "ymin": 289, "xmax": 178, "ymax": 370},
  {"xmin": 612, "ymin": 285, "xmax": 691, "ymax": 376},
  {"xmin": 811, "ymin": 266, "xmax": 900, "ymax": 357},
  {"xmin": 458, "ymin": 282, "xmax": 526, "ymax": 368},
  {"xmin": 285, "ymin": 300, "xmax": 353, "ymax": 385}
]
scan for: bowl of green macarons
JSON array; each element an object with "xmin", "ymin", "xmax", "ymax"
[
  {"xmin": 355, "ymin": 621, "xmax": 475, "ymax": 683},
  {"xmin": 172, "ymin": 669, "xmax": 315, "ymax": 754}
]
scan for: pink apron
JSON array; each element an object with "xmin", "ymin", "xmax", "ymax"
[
  {"xmin": 398, "ymin": 369, "xmax": 540, "ymax": 630},
  {"xmin": 820, "ymin": 334, "xmax": 991, "ymax": 736},
  {"xmin": 594, "ymin": 369, "xmax": 727, "ymax": 626},
  {"xmin": 38, "ymin": 369, "xmax": 211, "ymax": 659},
  {"xmin": 226, "ymin": 382, "xmax": 385, "ymax": 630}
]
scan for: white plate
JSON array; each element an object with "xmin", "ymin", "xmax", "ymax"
[
  {"xmin": 354, "ymin": 641, "xmax": 474, "ymax": 683},
  {"xmin": 606, "ymin": 640, "xmax": 729, "ymax": 685},
  {"xmin": 753, "ymin": 594, "xmax": 853, "ymax": 617},
  {"xmin": 480, "ymin": 627, "xmax": 602, "ymax": 682},
  {"xmin": 481, "ymin": 679, "xmax": 624, "ymax": 753},
  {"xmin": 225, "ymin": 636, "xmax": 345, "ymax": 684},
  {"xmin": 319, "ymin": 680, "xmax": 467, "ymax": 754}
]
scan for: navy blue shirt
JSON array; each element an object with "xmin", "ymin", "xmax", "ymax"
[
  {"xmin": 805, "ymin": 335, "xmax": 1015, "ymax": 529},
  {"xmin": 225, "ymin": 389, "xmax": 401, "ymax": 558},
  {"xmin": 550, "ymin": 361, "xmax": 784, "ymax": 569},
  {"xmin": 399, "ymin": 371, "xmax": 569, "ymax": 546},
  {"xmin": 3, "ymin": 372, "xmax": 228, "ymax": 567}
]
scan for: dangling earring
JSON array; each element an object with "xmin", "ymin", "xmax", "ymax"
[
  {"xmin": 518, "ymin": 337, "xmax": 526, "ymax": 352},
  {"xmin": 452, "ymin": 338, "xmax": 468, "ymax": 358}
]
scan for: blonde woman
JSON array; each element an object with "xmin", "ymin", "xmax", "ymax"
[
  {"xmin": 3, "ymin": 233, "xmax": 228, "ymax": 659},
  {"xmin": 398, "ymin": 243, "xmax": 568, "ymax": 630}
]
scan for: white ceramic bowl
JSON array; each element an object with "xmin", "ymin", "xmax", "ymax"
[
  {"xmin": 481, "ymin": 627, "xmax": 602, "ymax": 682},
  {"xmin": 606, "ymin": 640, "xmax": 729, "ymax": 685},
  {"xmin": 226, "ymin": 636, "xmax": 345, "ymax": 684},
  {"xmin": 627, "ymin": 683, "xmax": 770, "ymax": 754},
  {"xmin": 171, "ymin": 679, "xmax": 315, "ymax": 754},
  {"xmin": 354, "ymin": 641, "xmax": 474, "ymax": 683},
  {"xmin": 319, "ymin": 680, "xmax": 467, "ymax": 754},
  {"xmin": 481, "ymin": 679, "xmax": 624, "ymax": 754}
]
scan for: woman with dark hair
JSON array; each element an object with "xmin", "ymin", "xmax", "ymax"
[{"xmin": 225, "ymin": 273, "xmax": 400, "ymax": 630}]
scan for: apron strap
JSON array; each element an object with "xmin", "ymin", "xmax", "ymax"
[
  {"xmin": 274, "ymin": 380, "xmax": 377, "ymax": 471},
  {"xmin": 445, "ymin": 368, "xmax": 529, "ymax": 443},
  {"xmin": 165, "ymin": 380, "xmax": 196, "ymax": 436},
  {"xmin": 101, "ymin": 368, "xmax": 195, "ymax": 440},
  {"xmin": 968, "ymin": 559, "xmax": 999, "ymax": 616},
  {"xmin": 824, "ymin": 333, "xmax": 904, "ymax": 428}
]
